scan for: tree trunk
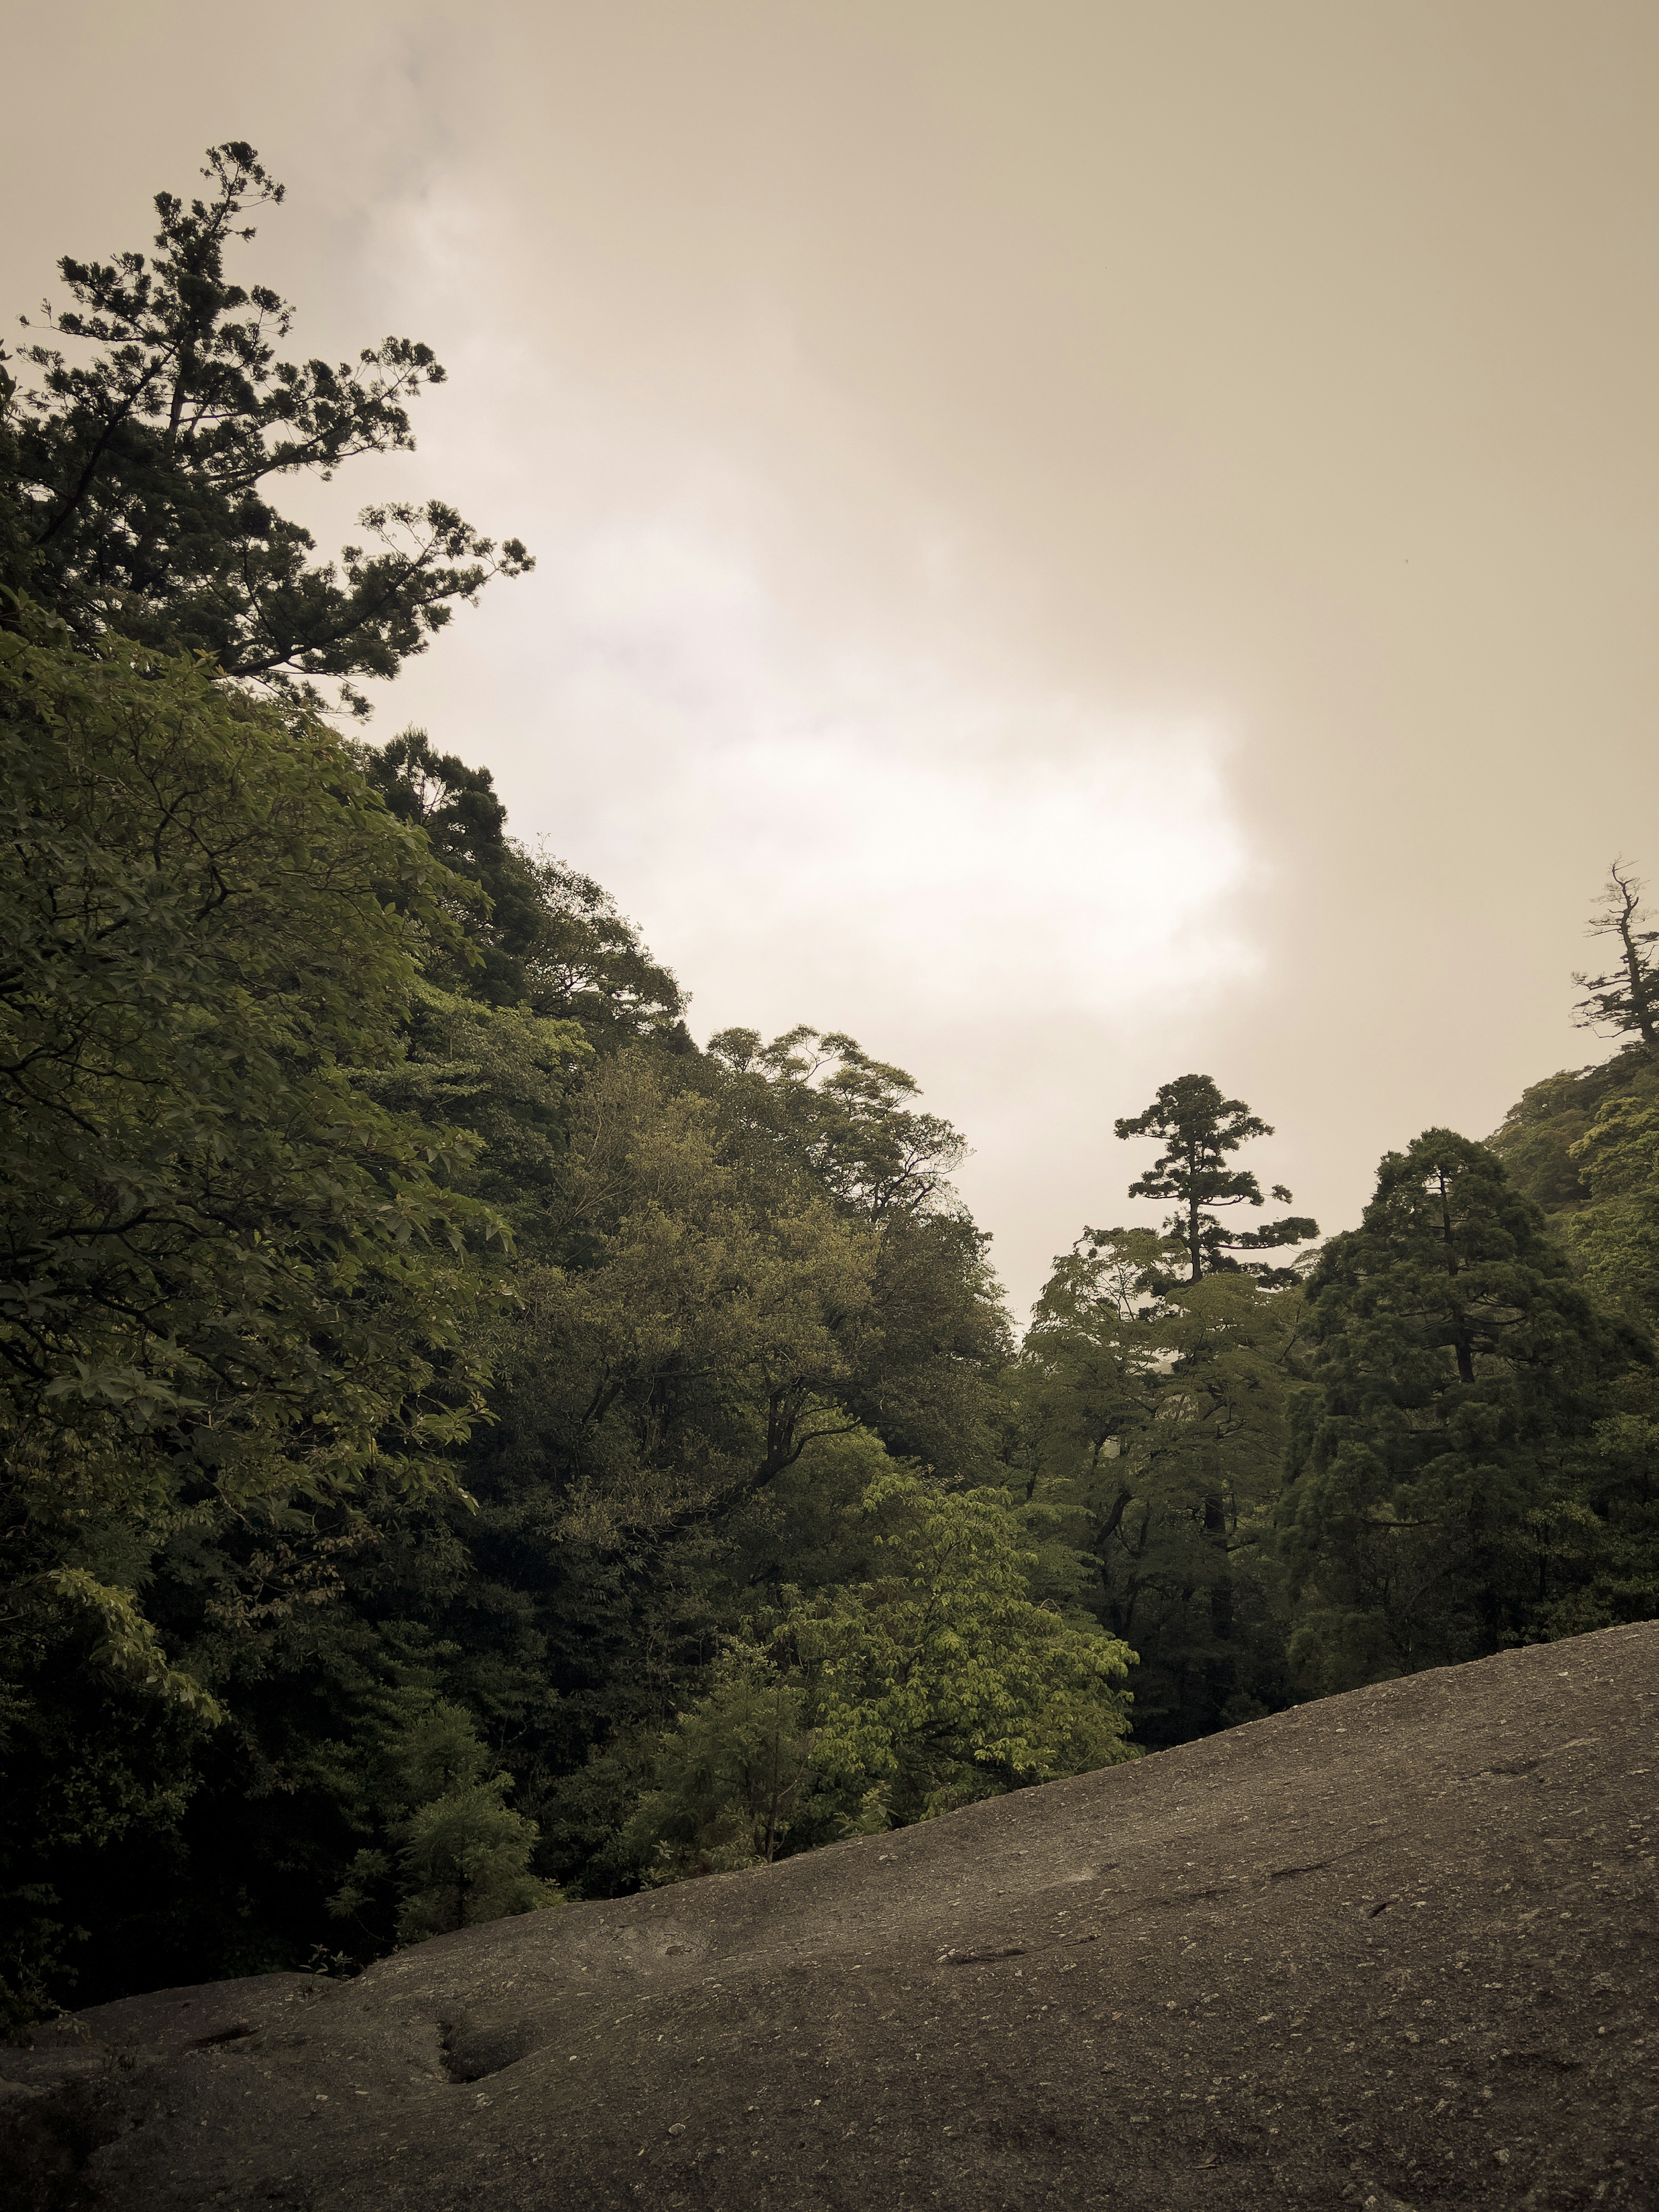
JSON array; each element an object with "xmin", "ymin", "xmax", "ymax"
[
  {"xmin": 1436, "ymin": 1170, "xmax": 1477, "ymax": 1383},
  {"xmin": 1617, "ymin": 893, "xmax": 1659, "ymax": 1048}
]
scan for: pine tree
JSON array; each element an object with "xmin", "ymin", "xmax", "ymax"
[
  {"xmin": 1, "ymin": 143, "xmax": 530, "ymax": 713},
  {"xmin": 1279, "ymin": 1128, "xmax": 1638, "ymax": 1692},
  {"xmin": 1113, "ymin": 1074, "xmax": 1317, "ymax": 1284}
]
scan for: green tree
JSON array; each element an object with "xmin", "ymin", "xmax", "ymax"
[
  {"xmin": 622, "ymin": 1652, "xmax": 820, "ymax": 1880},
  {"xmin": 707, "ymin": 1027, "xmax": 1011, "ymax": 1479},
  {"xmin": 0, "ymin": 601, "xmax": 499, "ymax": 2016},
  {"xmin": 1022, "ymin": 1229, "xmax": 1301, "ymax": 1744},
  {"xmin": 1, "ymin": 143, "xmax": 530, "ymax": 713},
  {"xmin": 1559, "ymin": 1091, "xmax": 1659, "ymax": 1325},
  {"xmin": 0, "ymin": 602, "xmax": 495, "ymax": 1630},
  {"xmin": 363, "ymin": 729, "xmax": 688, "ymax": 1040},
  {"xmin": 795, "ymin": 1470, "xmax": 1135, "ymax": 1820},
  {"xmin": 329, "ymin": 1700, "xmax": 559, "ymax": 1945},
  {"xmin": 1114, "ymin": 1074, "xmax": 1317, "ymax": 1284},
  {"xmin": 1487, "ymin": 1059, "xmax": 1641, "ymax": 1222},
  {"xmin": 709, "ymin": 1025, "xmax": 968, "ymax": 1220},
  {"xmin": 623, "ymin": 1460, "xmax": 1133, "ymax": 1880},
  {"xmin": 1278, "ymin": 1128, "xmax": 1641, "ymax": 1693}
]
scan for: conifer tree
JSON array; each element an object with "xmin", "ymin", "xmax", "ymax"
[
  {"xmin": 1279, "ymin": 1128, "xmax": 1638, "ymax": 1691},
  {"xmin": 0, "ymin": 143, "xmax": 530, "ymax": 713},
  {"xmin": 1114, "ymin": 1073, "xmax": 1316, "ymax": 1284},
  {"xmin": 1573, "ymin": 860, "xmax": 1659, "ymax": 1049}
]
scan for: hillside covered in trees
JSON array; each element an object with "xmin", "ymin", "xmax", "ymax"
[{"xmin": 3, "ymin": 148, "xmax": 1656, "ymax": 2031}]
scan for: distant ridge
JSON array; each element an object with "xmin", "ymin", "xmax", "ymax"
[{"xmin": 5, "ymin": 1623, "xmax": 1656, "ymax": 2211}]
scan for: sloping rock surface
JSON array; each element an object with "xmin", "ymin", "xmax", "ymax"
[{"xmin": 5, "ymin": 1624, "xmax": 1657, "ymax": 2212}]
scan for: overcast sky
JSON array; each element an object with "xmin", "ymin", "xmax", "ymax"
[{"xmin": 8, "ymin": 2, "xmax": 1657, "ymax": 1312}]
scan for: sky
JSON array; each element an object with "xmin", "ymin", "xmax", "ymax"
[{"xmin": 7, "ymin": 1, "xmax": 1658, "ymax": 1313}]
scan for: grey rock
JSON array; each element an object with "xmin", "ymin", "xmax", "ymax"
[{"xmin": 6, "ymin": 1623, "xmax": 1656, "ymax": 2210}]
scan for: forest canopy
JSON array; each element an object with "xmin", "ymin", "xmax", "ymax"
[{"xmin": 2, "ymin": 149, "xmax": 1655, "ymax": 2033}]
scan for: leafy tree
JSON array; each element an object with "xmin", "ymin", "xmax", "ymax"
[
  {"xmin": 794, "ymin": 1470, "xmax": 1134, "ymax": 1819},
  {"xmin": 1518, "ymin": 1413, "xmax": 1659, "ymax": 1640},
  {"xmin": 0, "ymin": 143, "xmax": 530, "ymax": 714},
  {"xmin": 623, "ymin": 1459, "xmax": 1133, "ymax": 1878},
  {"xmin": 1487, "ymin": 1058, "xmax": 1644, "ymax": 1221},
  {"xmin": 1558, "ymin": 1091, "xmax": 1659, "ymax": 1325},
  {"xmin": 1574, "ymin": 860, "xmax": 1659, "ymax": 1049},
  {"xmin": 487, "ymin": 1046, "xmax": 880, "ymax": 1549},
  {"xmin": 1113, "ymin": 1074, "xmax": 1316, "ymax": 1284},
  {"xmin": 0, "ymin": 600, "xmax": 494, "ymax": 1642},
  {"xmin": 709, "ymin": 1025, "xmax": 967, "ymax": 1220},
  {"xmin": 622, "ymin": 1653, "xmax": 819, "ymax": 1879},
  {"xmin": 268, "ymin": 1027, "xmax": 1014, "ymax": 1917},
  {"xmin": 329, "ymin": 1700, "xmax": 558, "ymax": 1945},
  {"xmin": 364, "ymin": 728, "xmax": 688, "ymax": 1039},
  {"xmin": 1278, "ymin": 1128, "xmax": 1642, "ymax": 1693},
  {"xmin": 707, "ymin": 1027, "xmax": 1011, "ymax": 1478},
  {"xmin": 0, "ymin": 600, "xmax": 500, "ymax": 2016},
  {"xmin": 463, "ymin": 1030, "xmax": 1004, "ymax": 1565}
]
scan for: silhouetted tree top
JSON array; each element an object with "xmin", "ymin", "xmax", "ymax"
[
  {"xmin": 0, "ymin": 142, "xmax": 531, "ymax": 714},
  {"xmin": 1114, "ymin": 1071, "xmax": 1316, "ymax": 1284},
  {"xmin": 1573, "ymin": 860, "xmax": 1659, "ymax": 1051},
  {"xmin": 364, "ymin": 727, "xmax": 688, "ymax": 1042}
]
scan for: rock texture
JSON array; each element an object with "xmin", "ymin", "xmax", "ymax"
[{"xmin": 5, "ymin": 1623, "xmax": 1657, "ymax": 2211}]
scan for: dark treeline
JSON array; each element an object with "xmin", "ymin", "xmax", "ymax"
[{"xmin": 3, "ymin": 149, "xmax": 1655, "ymax": 2031}]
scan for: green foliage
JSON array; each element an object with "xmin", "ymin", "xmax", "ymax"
[
  {"xmin": 330, "ymin": 1701, "xmax": 558, "ymax": 1944},
  {"xmin": 0, "ymin": 144, "xmax": 530, "ymax": 714},
  {"xmin": 1487, "ymin": 1057, "xmax": 1649, "ymax": 1220},
  {"xmin": 1485, "ymin": 1029, "xmax": 1659, "ymax": 1334},
  {"xmin": 1278, "ymin": 1129, "xmax": 1645, "ymax": 1693},
  {"xmin": 1022, "ymin": 1228, "xmax": 1302, "ymax": 1744},
  {"xmin": 795, "ymin": 1470, "xmax": 1135, "ymax": 1814},
  {"xmin": 1113, "ymin": 1073, "xmax": 1317, "ymax": 1284},
  {"xmin": 1559, "ymin": 1091, "xmax": 1659, "ymax": 1326},
  {"xmin": 1524, "ymin": 1377, "xmax": 1659, "ymax": 1633},
  {"xmin": 706, "ymin": 1027, "xmax": 1012, "ymax": 1478},
  {"xmin": 5, "ymin": 974, "xmax": 1014, "ymax": 1976},
  {"xmin": 624, "ymin": 1654, "xmax": 820, "ymax": 1879},
  {"xmin": 709, "ymin": 1025, "xmax": 967, "ymax": 1220},
  {"xmin": 362, "ymin": 729, "xmax": 687, "ymax": 1040},
  {"xmin": 0, "ymin": 595, "xmax": 495, "ymax": 1620},
  {"xmin": 0, "ymin": 599, "xmax": 509, "ymax": 2016},
  {"xmin": 484, "ymin": 1044, "xmax": 881, "ymax": 1548},
  {"xmin": 623, "ymin": 1458, "xmax": 1133, "ymax": 1879}
]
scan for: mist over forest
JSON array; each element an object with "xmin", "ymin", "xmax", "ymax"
[{"xmin": 3, "ymin": 147, "xmax": 1656, "ymax": 2033}]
